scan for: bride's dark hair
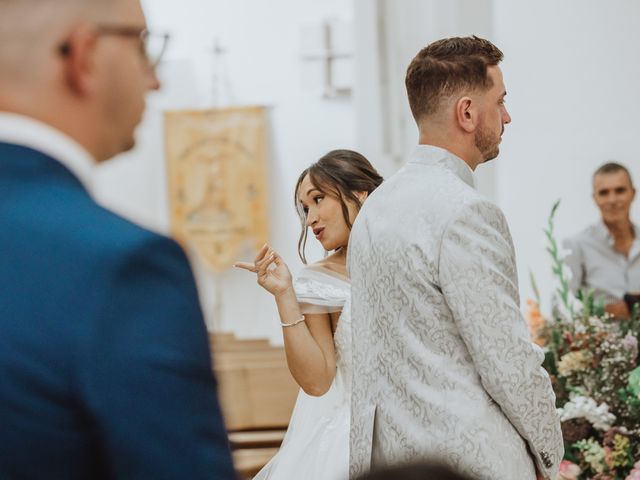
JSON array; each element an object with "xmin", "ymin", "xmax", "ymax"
[{"xmin": 294, "ymin": 149, "xmax": 383, "ymax": 263}]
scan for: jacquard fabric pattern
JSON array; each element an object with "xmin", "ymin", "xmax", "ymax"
[{"xmin": 348, "ymin": 145, "xmax": 563, "ymax": 480}]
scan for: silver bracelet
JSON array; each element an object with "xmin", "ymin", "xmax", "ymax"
[{"xmin": 281, "ymin": 315, "xmax": 306, "ymax": 328}]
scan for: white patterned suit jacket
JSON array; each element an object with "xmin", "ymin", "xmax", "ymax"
[{"xmin": 348, "ymin": 145, "xmax": 563, "ymax": 480}]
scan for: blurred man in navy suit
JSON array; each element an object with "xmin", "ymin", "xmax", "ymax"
[{"xmin": 0, "ymin": 0, "xmax": 235, "ymax": 478}]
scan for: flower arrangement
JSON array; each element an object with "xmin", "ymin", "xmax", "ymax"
[{"xmin": 528, "ymin": 201, "xmax": 640, "ymax": 480}]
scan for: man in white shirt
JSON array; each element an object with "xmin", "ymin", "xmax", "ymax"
[
  {"xmin": 564, "ymin": 162, "xmax": 640, "ymax": 318},
  {"xmin": 0, "ymin": 1, "xmax": 234, "ymax": 478}
]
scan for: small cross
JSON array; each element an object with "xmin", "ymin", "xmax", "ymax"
[
  {"xmin": 209, "ymin": 37, "xmax": 235, "ymax": 107},
  {"xmin": 301, "ymin": 20, "xmax": 352, "ymax": 99}
]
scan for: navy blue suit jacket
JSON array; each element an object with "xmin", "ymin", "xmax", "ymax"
[{"xmin": 0, "ymin": 143, "xmax": 235, "ymax": 479}]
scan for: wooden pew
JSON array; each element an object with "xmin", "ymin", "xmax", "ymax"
[{"xmin": 210, "ymin": 332, "xmax": 299, "ymax": 479}]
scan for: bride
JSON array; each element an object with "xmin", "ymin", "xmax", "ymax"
[{"xmin": 235, "ymin": 149, "xmax": 383, "ymax": 479}]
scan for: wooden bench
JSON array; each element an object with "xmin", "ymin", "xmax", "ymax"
[{"xmin": 210, "ymin": 332, "xmax": 299, "ymax": 479}]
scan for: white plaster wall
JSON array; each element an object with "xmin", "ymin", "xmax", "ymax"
[
  {"xmin": 492, "ymin": 0, "xmax": 640, "ymax": 313},
  {"xmin": 94, "ymin": 0, "xmax": 355, "ymax": 344}
]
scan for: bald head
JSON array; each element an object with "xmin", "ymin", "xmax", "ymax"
[
  {"xmin": 0, "ymin": 0, "xmax": 117, "ymax": 83},
  {"xmin": 0, "ymin": 0, "xmax": 113, "ymax": 30},
  {"xmin": 0, "ymin": 0, "xmax": 159, "ymax": 162}
]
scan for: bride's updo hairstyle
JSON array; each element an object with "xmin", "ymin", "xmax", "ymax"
[{"xmin": 294, "ymin": 149, "xmax": 383, "ymax": 263}]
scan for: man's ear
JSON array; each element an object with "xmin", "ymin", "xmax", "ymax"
[
  {"xmin": 61, "ymin": 26, "xmax": 98, "ymax": 96},
  {"xmin": 455, "ymin": 96, "xmax": 478, "ymax": 133}
]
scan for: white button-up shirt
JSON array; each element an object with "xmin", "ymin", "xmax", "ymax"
[{"xmin": 564, "ymin": 221, "xmax": 640, "ymax": 303}]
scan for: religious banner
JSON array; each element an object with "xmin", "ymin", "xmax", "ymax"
[{"xmin": 164, "ymin": 106, "xmax": 269, "ymax": 272}]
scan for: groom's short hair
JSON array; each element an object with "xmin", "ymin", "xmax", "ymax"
[{"xmin": 405, "ymin": 36, "xmax": 503, "ymax": 122}]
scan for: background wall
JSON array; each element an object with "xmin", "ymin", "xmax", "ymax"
[
  {"xmin": 356, "ymin": 0, "xmax": 640, "ymax": 315},
  {"xmin": 95, "ymin": 0, "xmax": 355, "ymax": 343},
  {"xmin": 94, "ymin": 1, "xmax": 640, "ymax": 343},
  {"xmin": 492, "ymin": 0, "xmax": 640, "ymax": 311}
]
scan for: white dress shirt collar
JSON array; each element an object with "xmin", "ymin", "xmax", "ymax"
[
  {"xmin": 0, "ymin": 113, "xmax": 95, "ymax": 193},
  {"xmin": 596, "ymin": 220, "xmax": 640, "ymax": 258},
  {"xmin": 408, "ymin": 144, "xmax": 475, "ymax": 189}
]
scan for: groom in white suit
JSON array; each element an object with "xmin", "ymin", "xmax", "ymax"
[{"xmin": 348, "ymin": 36, "xmax": 563, "ymax": 480}]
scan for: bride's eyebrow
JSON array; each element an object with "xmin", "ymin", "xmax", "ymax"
[{"xmin": 298, "ymin": 187, "xmax": 323, "ymax": 205}]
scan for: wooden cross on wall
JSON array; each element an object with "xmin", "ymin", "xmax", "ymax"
[{"xmin": 301, "ymin": 19, "xmax": 353, "ymax": 99}]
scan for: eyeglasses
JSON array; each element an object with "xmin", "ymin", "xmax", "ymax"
[{"xmin": 59, "ymin": 25, "xmax": 170, "ymax": 69}]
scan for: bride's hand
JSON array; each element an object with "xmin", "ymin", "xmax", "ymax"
[{"xmin": 234, "ymin": 244, "xmax": 293, "ymax": 297}]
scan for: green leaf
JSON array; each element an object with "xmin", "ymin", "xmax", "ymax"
[
  {"xmin": 529, "ymin": 270, "xmax": 541, "ymax": 306},
  {"xmin": 628, "ymin": 366, "xmax": 640, "ymax": 396}
]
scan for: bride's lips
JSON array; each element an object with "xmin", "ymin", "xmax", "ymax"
[{"xmin": 313, "ymin": 227, "xmax": 325, "ymax": 240}]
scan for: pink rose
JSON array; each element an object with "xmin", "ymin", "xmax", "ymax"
[
  {"xmin": 558, "ymin": 460, "xmax": 581, "ymax": 480},
  {"xmin": 625, "ymin": 463, "xmax": 640, "ymax": 480}
]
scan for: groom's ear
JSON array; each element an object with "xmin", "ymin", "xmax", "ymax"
[{"xmin": 455, "ymin": 96, "xmax": 478, "ymax": 133}]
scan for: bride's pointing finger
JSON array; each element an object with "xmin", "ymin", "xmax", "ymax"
[{"xmin": 233, "ymin": 262, "xmax": 257, "ymax": 272}]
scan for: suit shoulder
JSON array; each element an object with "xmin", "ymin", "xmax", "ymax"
[
  {"xmin": 48, "ymin": 192, "xmax": 186, "ymax": 269},
  {"xmin": 440, "ymin": 195, "xmax": 513, "ymax": 248},
  {"xmin": 95, "ymin": 207, "xmax": 184, "ymax": 264},
  {"xmin": 456, "ymin": 194, "xmax": 502, "ymax": 214}
]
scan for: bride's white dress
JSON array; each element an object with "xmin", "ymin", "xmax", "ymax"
[{"xmin": 253, "ymin": 264, "xmax": 351, "ymax": 480}]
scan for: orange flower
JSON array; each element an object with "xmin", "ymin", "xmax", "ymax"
[{"xmin": 526, "ymin": 299, "xmax": 547, "ymax": 347}]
